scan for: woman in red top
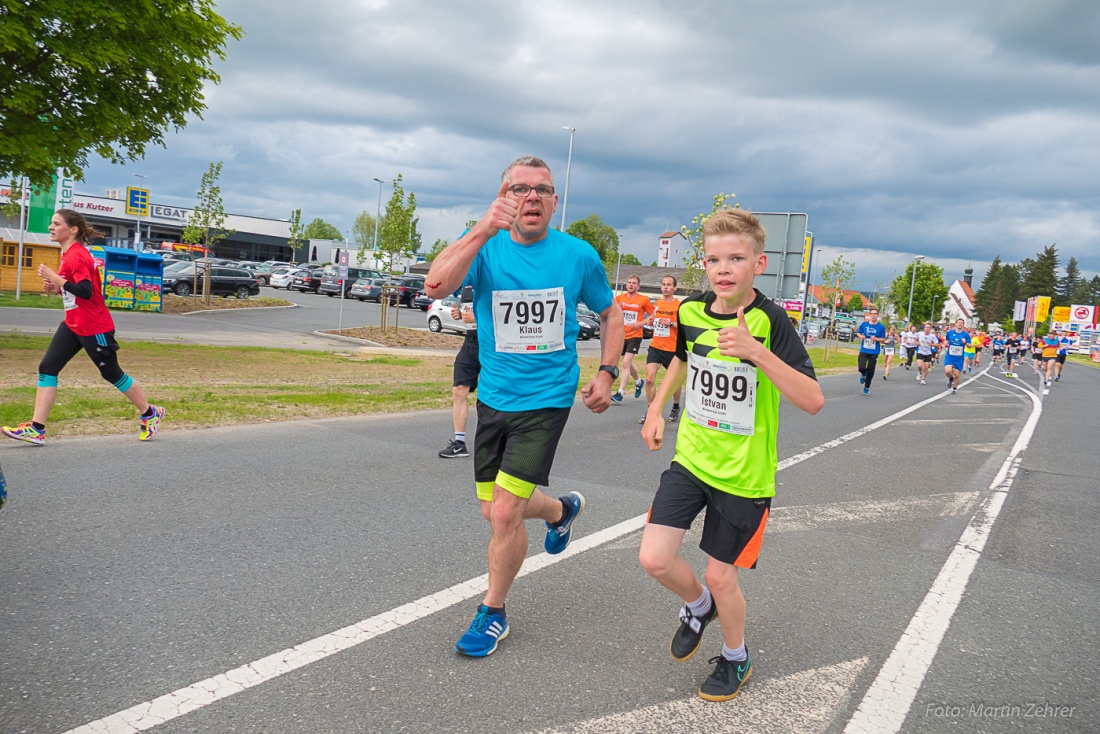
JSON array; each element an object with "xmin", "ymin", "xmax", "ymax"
[{"xmin": 1, "ymin": 209, "xmax": 164, "ymax": 446}]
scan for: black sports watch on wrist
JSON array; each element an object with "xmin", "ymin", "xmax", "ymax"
[{"xmin": 598, "ymin": 364, "xmax": 620, "ymax": 379}]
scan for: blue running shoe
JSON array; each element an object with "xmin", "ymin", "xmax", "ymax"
[
  {"xmin": 634, "ymin": 379, "xmax": 646, "ymax": 398},
  {"xmin": 862, "ymin": 387, "xmax": 869, "ymax": 395},
  {"xmin": 455, "ymin": 605, "xmax": 509, "ymax": 657},
  {"xmin": 610, "ymin": 391, "xmax": 623, "ymax": 405},
  {"xmin": 858, "ymin": 374, "xmax": 864, "ymax": 384},
  {"xmin": 545, "ymin": 491, "xmax": 585, "ymax": 554}
]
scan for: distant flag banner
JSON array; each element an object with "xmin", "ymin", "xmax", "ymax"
[
  {"xmin": 1013, "ymin": 300, "xmax": 1027, "ymax": 321},
  {"xmin": 1035, "ymin": 296, "xmax": 1051, "ymax": 322}
]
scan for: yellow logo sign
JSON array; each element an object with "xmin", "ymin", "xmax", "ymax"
[{"xmin": 125, "ymin": 187, "xmax": 149, "ymax": 216}]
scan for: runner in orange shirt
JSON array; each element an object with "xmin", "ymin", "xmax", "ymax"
[
  {"xmin": 611, "ymin": 274, "xmax": 655, "ymax": 404},
  {"xmin": 640, "ymin": 275, "xmax": 684, "ymax": 422}
]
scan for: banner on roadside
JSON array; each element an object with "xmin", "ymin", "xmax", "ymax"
[{"xmin": 1013, "ymin": 300, "xmax": 1027, "ymax": 321}]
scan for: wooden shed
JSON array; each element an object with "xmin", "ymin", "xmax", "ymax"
[{"xmin": 0, "ymin": 229, "xmax": 61, "ymax": 293}]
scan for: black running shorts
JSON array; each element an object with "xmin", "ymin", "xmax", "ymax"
[{"xmin": 647, "ymin": 462, "xmax": 771, "ymax": 568}]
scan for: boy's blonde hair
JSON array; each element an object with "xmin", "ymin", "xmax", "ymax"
[{"xmin": 702, "ymin": 209, "xmax": 766, "ymax": 255}]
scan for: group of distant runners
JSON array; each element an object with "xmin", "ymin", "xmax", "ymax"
[{"xmin": 849, "ymin": 317, "xmax": 1076, "ymax": 396}]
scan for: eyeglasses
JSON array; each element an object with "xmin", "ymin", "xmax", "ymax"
[{"xmin": 507, "ymin": 184, "xmax": 555, "ymax": 198}]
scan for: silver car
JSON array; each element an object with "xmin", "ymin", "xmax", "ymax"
[{"xmin": 426, "ymin": 296, "xmax": 471, "ymax": 334}]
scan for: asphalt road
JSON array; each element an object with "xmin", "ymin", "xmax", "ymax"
[{"xmin": 1, "ymin": 304, "xmax": 1096, "ymax": 733}]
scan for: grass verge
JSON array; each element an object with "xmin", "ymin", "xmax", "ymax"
[{"xmin": 0, "ymin": 333, "xmax": 871, "ymax": 439}]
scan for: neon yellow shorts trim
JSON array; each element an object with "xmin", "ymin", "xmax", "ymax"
[{"xmin": 476, "ymin": 471, "xmax": 536, "ymax": 502}]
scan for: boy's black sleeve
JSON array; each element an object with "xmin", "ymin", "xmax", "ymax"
[
  {"xmin": 63, "ymin": 279, "xmax": 94, "ymax": 300},
  {"xmin": 762, "ymin": 299, "xmax": 817, "ymax": 379}
]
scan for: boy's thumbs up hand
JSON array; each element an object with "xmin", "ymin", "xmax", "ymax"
[{"xmin": 717, "ymin": 307, "xmax": 761, "ymax": 360}]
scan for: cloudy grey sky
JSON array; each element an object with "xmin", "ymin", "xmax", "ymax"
[{"xmin": 80, "ymin": 0, "xmax": 1100, "ymax": 291}]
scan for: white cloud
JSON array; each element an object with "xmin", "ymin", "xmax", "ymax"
[{"xmin": 79, "ymin": 0, "xmax": 1100, "ymax": 288}]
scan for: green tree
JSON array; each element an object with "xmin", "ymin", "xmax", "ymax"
[
  {"xmin": 1058, "ymin": 257, "xmax": 1081, "ymax": 306},
  {"xmin": 352, "ymin": 210, "xmax": 381, "ymax": 261},
  {"xmin": 378, "ymin": 174, "xmax": 420, "ymax": 275},
  {"xmin": 566, "ymin": 214, "xmax": 620, "ymax": 263},
  {"xmin": 426, "ymin": 238, "xmax": 448, "ymax": 262},
  {"xmin": 182, "ymin": 161, "xmax": 232, "ymax": 251},
  {"xmin": 303, "ymin": 218, "xmax": 343, "ymax": 240},
  {"xmin": 1019, "ymin": 244, "xmax": 1059, "ymax": 300},
  {"xmin": 888, "ymin": 260, "xmax": 949, "ymax": 324},
  {"xmin": 620, "ymin": 253, "xmax": 642, "ymax": 266},
  {"xmin": 847, "ymin": 293, "xmax": 864, "ymax": 312},
  {"xmin": 680, "ymin": 192, "xmax": 738, "ymax": 292},
  {"xmin": 975, "ymin": 256, "xmax": 1010, "ymax": 325},
  {"xmin": 181, "ymin": 161, "xmax": 232, "ymax": 304},
  {"xmin": 287, "ymin": 208, "xmax": 303, "ymax": 261},
  {"xmin": 821, "ymin": 256, "xmax": 856, "ymax": 321},
  {"xmin": 1088, "ymin": 275, "xmax": 1100, "ymax": 306},
  {"xmin": 0, "ymin": 0, "xmax": 242, "ymax": 189}
]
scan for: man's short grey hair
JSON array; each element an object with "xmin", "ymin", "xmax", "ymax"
[{"xmin": 502, "ymin": 156, "xmax": 554, "ymax": 185}]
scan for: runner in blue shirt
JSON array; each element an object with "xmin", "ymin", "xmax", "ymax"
[
  {"xmin": 855, "ymin": 309, "xmax": 886, "ymax": 395},
  {"xmin": 425, "ymin": 155, "xmax": 624, "ymax": 657},
  {"xmin": 943, "ymin": 318, "xmax": 971, "ymax": 394}
]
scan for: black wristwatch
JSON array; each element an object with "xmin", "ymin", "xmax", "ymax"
[{"xmin": 598, "ymin": 364, "xmax": 620, "ymax": 380}]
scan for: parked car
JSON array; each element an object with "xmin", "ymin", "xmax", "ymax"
[
  {"xmin": 385, "ymin": 276, "xmax": 426, "ymax": 308},
  {"xmin": 238, "ymin": 262, "xmax": 275, "ymax": 285},
  {"xmin": 319, "ymin": 267, "xmax": 383, "ymax": 297},
  {"xmin": 576, "ymin": 306, "xmax": 600, "ymax": 341},
  {"xmin": 269, "ymin": 267, "xmax": 305, "ymax": 289},
  {"xmin": 413, "ymin": 290, "xmax": 434, "ymax": 310},
  {"xmin": 261, "ymin": 260, "xmax": 295, "ymax": 270},
  {"xmin": 836, "ymin": 323, "xmax": 854, "ymax": 342},
  {"xmin": 290, "ymin": 268, "xmax": 326, "ymax": 293},
  {"xmin": 162, "ymin": 265, "xmax": 261, "ymax": 299},
  {"xmin": 426, "ymin": 297, "xmax": 471, "ymax": 335},
  {"xmin": 349, "ymin": 277, "xmax": 386, "ymax": 302}
]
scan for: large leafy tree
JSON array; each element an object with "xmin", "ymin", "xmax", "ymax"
[
  {"xmin": 566, "ymin": 214, "xmax": 620, "ymax": 263},
  {"xmin": 303, "ymin": 218, "xmax": 342, "ymax": 240},
  {"xmin": 352, "ymin": 210, "xmax": 381, "ymax": 260},
  {"xmin": 887, "ymin": 260, "xmax": 949, "ymax": 324},
  {"xmin": 0, "ymin": 0, "xmax": 242, "ymax": 188},
  {"xmin": 378, "ymin": 174, "xmax": 420, "ymax": 275}
]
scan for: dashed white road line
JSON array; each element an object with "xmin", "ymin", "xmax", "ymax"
[
  {"xmin": 843, "ymin": 372, "xmax": 1042, "ymax": 734},
  {"xmin": 65, "ymin": 367, "xmax": 1004, "ymax": 734}
]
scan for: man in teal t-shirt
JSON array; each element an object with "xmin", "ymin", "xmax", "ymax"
[{"xmin": 425, "ymin": 155, "xmax": 624, "ymax": 658}]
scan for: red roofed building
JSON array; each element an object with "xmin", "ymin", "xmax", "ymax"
[
  {"xmin": 806, "ymin": 284, "xmax": 867, "ymax": 318},
  {"xmin": 943, "ymin": 267, "xmax": 978, "ymax": 326},
  {"xmin": 656, "ymin": 231, "xmax": 689, "ymax": 267}
]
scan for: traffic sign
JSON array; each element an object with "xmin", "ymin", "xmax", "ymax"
[
  {"xmin": 126, "ymin": 187, "xmax": 149, "ymax": 216},
  {"xmin": 337, "ymin": 250, "xmax": 349, "ymax": 281}
]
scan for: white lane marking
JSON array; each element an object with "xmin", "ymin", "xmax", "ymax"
[
  {"xmin": 843, "ymin": 373, "xmax": 1042, "ymax": 734},
  {"xmin": 535, "ymin": 658, "xmax": 868, "ymax": 734},
  {"xmin": 65, "ymin": 369, "xmax": 996, "ymax": 734}
]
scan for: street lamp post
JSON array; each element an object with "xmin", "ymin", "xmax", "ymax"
[
  {"xmin": 560, "ymin": 126, "xmax": 575, "ymax": 232},
  {"xmin": 907, "ymin": 255, "xmax": 924, "ymax": 327},
  {"xmin": 133, "ymin": 173, "xmax": 146, "ymax": 249},
  {"xmin": 930, "ymin": 294, "xmax": 939, "ymax": 325}
]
